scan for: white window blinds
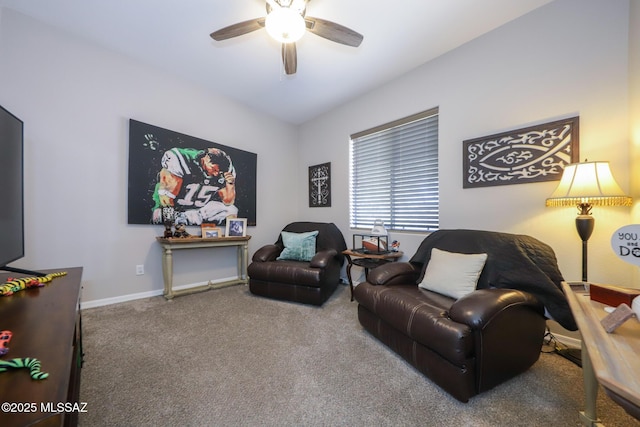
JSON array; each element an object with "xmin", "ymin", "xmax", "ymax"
[{"xmin": 349, "ymin": 108, "xmax": 439, "ymax": 232}]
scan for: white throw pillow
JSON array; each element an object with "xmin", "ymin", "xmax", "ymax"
[{"xmin": 418, "ymin": 248, "xmax": 488, "ymax": 299}]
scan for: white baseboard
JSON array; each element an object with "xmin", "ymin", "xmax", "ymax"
[
  {"xmin": 173, "ymin": 280, "xmax": 210, "ymax": 292},
  {"xmin": 81, "ymin": 276, "xmax": 238, "ymax": 309},
  {"xmin": 81, "ymin": 289, "xmax": 163, "ymax": 309}
]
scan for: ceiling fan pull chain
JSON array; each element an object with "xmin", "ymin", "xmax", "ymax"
[{"xmin": 275, "ymin": 43, "xmax": 286, "ymax": 81}]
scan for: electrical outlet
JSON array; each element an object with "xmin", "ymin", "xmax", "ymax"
[{"xmin": 136, "ymin": 265, "xmax": 144, "ymax": 275}]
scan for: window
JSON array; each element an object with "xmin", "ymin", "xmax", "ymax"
[{"xmin": 349, "ymin": 108, "xmax": 439, "ymax": 232}]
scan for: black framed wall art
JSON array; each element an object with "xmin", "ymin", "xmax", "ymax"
[
  {"xmin": 127, "ymin": 119, "xmax": 257, "ymax": 226},
  {"xmin": 308, "ymin": 162, "xmax": 331, "ymax": 207},
  {"xmin": 463, "ymin": 116, "xmax": 579, "ymax": 188}
]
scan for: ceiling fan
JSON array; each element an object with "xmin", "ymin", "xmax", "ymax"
[{"xmin": 210, "ymin": 0, "xmax": 363, "ymax": 75}]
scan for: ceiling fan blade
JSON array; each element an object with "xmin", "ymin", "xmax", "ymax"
[
  {"xmin": 210, "ymin": 18, "xmax": 265, "ymax": 41},
  {"xmin": 305, "ymin": 17, "xmax": 363, "ymax": 47},
  {"xmin": 282, "ymin": 43, "xmax": 297, "ymax": 75},
  {"xmin": 265, "ymin": 0, "xmax": 280, "ymax": 12}
]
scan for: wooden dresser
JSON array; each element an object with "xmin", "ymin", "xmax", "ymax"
[{"xmin": 0, "ymin": 267, "xmax": 83, "ymax": 427}]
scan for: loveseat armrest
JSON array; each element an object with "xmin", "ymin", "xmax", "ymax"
[
  {"xmin": 310, "ymin": 249, "xmax": 338, "ymax": 268},
  {"xmin": 252, "ymin": 244, "xmax": 282, "ymax": 262},
  {"xmin": 367, "ymin": 262, "xmax": 421, "ymax": 286},
  {"xmin": 448, "ymin": 288, "xmax": 544, "ymax": 330}
]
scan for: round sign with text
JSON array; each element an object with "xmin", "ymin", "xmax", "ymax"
[{"xmin": 611, "ymin": 224, "xmax": 640, "ymax": 266}]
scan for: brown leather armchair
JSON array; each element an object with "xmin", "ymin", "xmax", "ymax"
[{"xmin": 248, "ymin": 222, "xmax": 347, "ymax": 305}]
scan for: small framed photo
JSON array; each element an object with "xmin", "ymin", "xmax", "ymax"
[
  {"xmin": 201, "ymin": 224, "xmax": 222, "ymax": 239},
  {"xmin": 225, "ymin": 218, "xmax": 247, "ymax": 237}
]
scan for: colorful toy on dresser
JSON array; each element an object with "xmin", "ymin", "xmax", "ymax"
[
  {"xmin": 0, "ymin": 331, "xmax": 48, "ymax": 379},
  {"xmin": 0, "ymin": 271, "xmax": 67, "ymax": 296},
  {"xmin": 0, "ymin": 358, "xmax": 49, "ymax": 380},
  {"xmin": 0, "ymin": 330, "xmax": 12, "ymax": 356}
]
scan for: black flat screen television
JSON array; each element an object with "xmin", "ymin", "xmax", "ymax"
[{"xmin": 0, "ymin": 105, "xmax": 43, "ymax": 277}]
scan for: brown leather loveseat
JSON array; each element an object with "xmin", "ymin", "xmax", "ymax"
[{"xmin": 353, "ymin": 229, "xmax": 577, "ymax": 402}]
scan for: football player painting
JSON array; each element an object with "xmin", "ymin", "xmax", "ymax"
[{"xmin": 151, "ymin": 147, "xmax": 238, "ymax": 225}]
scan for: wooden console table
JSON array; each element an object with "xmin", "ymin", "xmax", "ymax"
[
  {"xmin": 562, "ymin": 281, "xmax": 640, "ymax": 426},
  {"xmin": 156, "ymin": 236, "xmax": 251, "ymax": 299}
]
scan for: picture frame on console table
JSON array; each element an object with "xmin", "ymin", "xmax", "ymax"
[
  {"xmin": 225, "ymin": 218, "xmax": 247, "ymax": 237},
  {"xmin": 201, "ymin": 224, "xmax": 222, "ymax": 238}
]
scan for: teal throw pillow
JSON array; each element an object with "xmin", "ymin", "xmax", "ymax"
[{"xmin": 277, "ymin": 230, "xmax": 319, "ymax": 262}]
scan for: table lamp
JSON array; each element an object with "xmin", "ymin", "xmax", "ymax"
[{"xmin": 546, "ymin": 161, "xmax": 632, "ymax": 282}]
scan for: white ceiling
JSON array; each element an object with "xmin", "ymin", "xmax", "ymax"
[{"xmin": 0, "ymin": 0, "xmax": 553, "ymax": 125}]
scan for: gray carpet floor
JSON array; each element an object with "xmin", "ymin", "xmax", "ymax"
[{"xmin": 79, "ymin": 284, "xmax": 640, "ymax": 426}]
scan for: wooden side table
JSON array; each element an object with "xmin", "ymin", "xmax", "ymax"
[
  {"xmin": 156, "ymin": 236, "xmax": 251, "ymax": 299},
  {"xmin": 342, "ymin": 249, "xmax": 404, "ymax": 301},
  {"xmin": 562, "ymin": 281, "xmax": 640, "ymax": 426}
]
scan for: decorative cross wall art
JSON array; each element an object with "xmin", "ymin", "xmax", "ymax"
[
  {"xmin": 463, "ymin": 117, "xmax": 579, "ymax": 188},
  {"xmin": 309, "ymin": 162, "xmax": 331, "ymax": 207}
]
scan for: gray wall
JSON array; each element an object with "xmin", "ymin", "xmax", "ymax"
[
  {"xmin": 0, "ymin": 9, "xmax": 300, "ymax": 304},
  {"xmin": 299, "ymin": 0, "xmax": 635, "ymax": 291}
]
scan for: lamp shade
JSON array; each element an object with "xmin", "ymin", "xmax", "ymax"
[
  {"xmin": 545, "ymin": 161, "xmax": 632, "ymax": 208},
  {"xmin": 265, "ymin": 8, "xmax": 306, "ymax": 43}
]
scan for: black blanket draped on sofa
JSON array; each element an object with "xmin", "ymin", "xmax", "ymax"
[{"xmin": 410, "ymin": 229, "xmax": 577, "ymax": 331}]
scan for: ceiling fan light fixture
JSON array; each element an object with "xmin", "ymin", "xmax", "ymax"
[{"xmin": 265, "ymin": 7, "xmax": 306, "ymax": 43}]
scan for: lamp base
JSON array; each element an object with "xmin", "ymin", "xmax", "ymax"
[
  {"xmin": 575, "ymin": 214, "xmax": 594, "ymax": 242},
  {"xmin": 575, "ymin": 213, "xmax": 594, "ymax": 283}
]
